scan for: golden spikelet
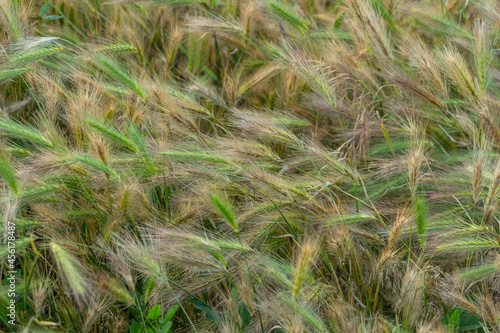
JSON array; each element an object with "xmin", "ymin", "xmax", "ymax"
[{"xmin": 292, "ymin": 240, "xmax": 318, "ymax": 302}]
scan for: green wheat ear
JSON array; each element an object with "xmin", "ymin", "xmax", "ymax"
[
  {"xmin": 20, "ymin": 184, "xmax": 62, "ymax": 203},
  {"xmin": 99, "ymin": 279, "xmax": 136, "ymax": 306},
  {"xmin": 158, "ymin": 151, "xmax": 227, "ymax": 163},
  {"xmin": 50, "ymin": 242, "xmax": 87, "ymax": 300},
  {"xmin": 0, "ymin": 119, "xmax": 53, "ymax": 148},
  {"xmin": 456, "ymin": 263, "xmax": 500, "ymax": 283},
  {"xmin": 97, "ymin": 43, "xmax": 138, "ymax": 56},
  {"xmin": 9, "ymin": 46, "xmax": 63, "ymax": 66},
  {"xmin": 438, "ymin": 238, "xmax": 500, "ymax": 252},
  {"xmin": 72, "ymin": 154, "xmax": 118, "ymax": 177},
  {"xmin": 209, "ymin": 192, "xmax": 239, "ymax": 233},
  {"xmin": 0, "ymin": 67, "xmax": 33, "ymax": 84},
  {"xmin": 266, "ymin": 1, "xmax": 309, "ymax": 34},
  {"xmin": 94, "ymin": 55, "xmax": 145, "ymax": 100},
  {"xmin": 414, "ymin": 195, "xmax": 428, "ymax": 250},
  {"xmin": 86, "ymin": 118, "xmax": 139, "ymax": 153},
  {"xmin": 0, "ymin": 152, "xmax": 18, "ymax": 196}
]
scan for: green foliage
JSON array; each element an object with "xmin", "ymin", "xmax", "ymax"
[
  {"xmin": 188, "ymin": 290, "xmax": 252, "ymax": 332},
  {"xmin": 130, "ymin": 305, "xmax": 178, "ymax": 333},
  {"xmin": 443, "ymin": 308, "xmax": 485, "ymax": 332}
]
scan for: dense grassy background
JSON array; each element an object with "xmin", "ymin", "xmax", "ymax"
[{"xmin": 1, "ymin": 0, "xmax": 500, "ymax": 332}]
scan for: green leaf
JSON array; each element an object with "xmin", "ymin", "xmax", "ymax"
[
  {"xmin": 448, "ymin": 309, "xmax": 460, "ymax": 328},
  {"xmin": 147, "ymin": 305, "xmax": 161, "ymax": 320},
  {"xmin": 145, "ymin": 279, "xmax": 155, "ymax": 302},
  {"xmin": 159, "ymin": 321, "xmax": 172, "ymax": 333},
  {"xmin": 188, "ymin": 299, "xmax": 222, "ymax": 322},
  {"xmin": 163, "ymin": 305, "xmax": 179, "ymax": 323},
  {"xmin": 458, "ymin": 314, "xmax": 484, "ymax": 332},
  {"xmin": 443, "ymin": 308, "xmax": 485, "ymax": 332},
  {"xmin": 129, "ymin": 321, "xmax": 142, "ymax": 333},
  {"xmin": 238, "ymin": 302, "xmax": 251, "ymax": 330},
  {"xmin": 43, "ymin": 15, "xmax": 63, "ymax": 21},
  {"xmin": 40, "ymin": 2, "xmax": 52, "ymax": 17}
]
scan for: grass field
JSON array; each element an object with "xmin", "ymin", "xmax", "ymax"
[{"xmin": 1, "ymin": 0, "xmax": 500, "ymax": 332}]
